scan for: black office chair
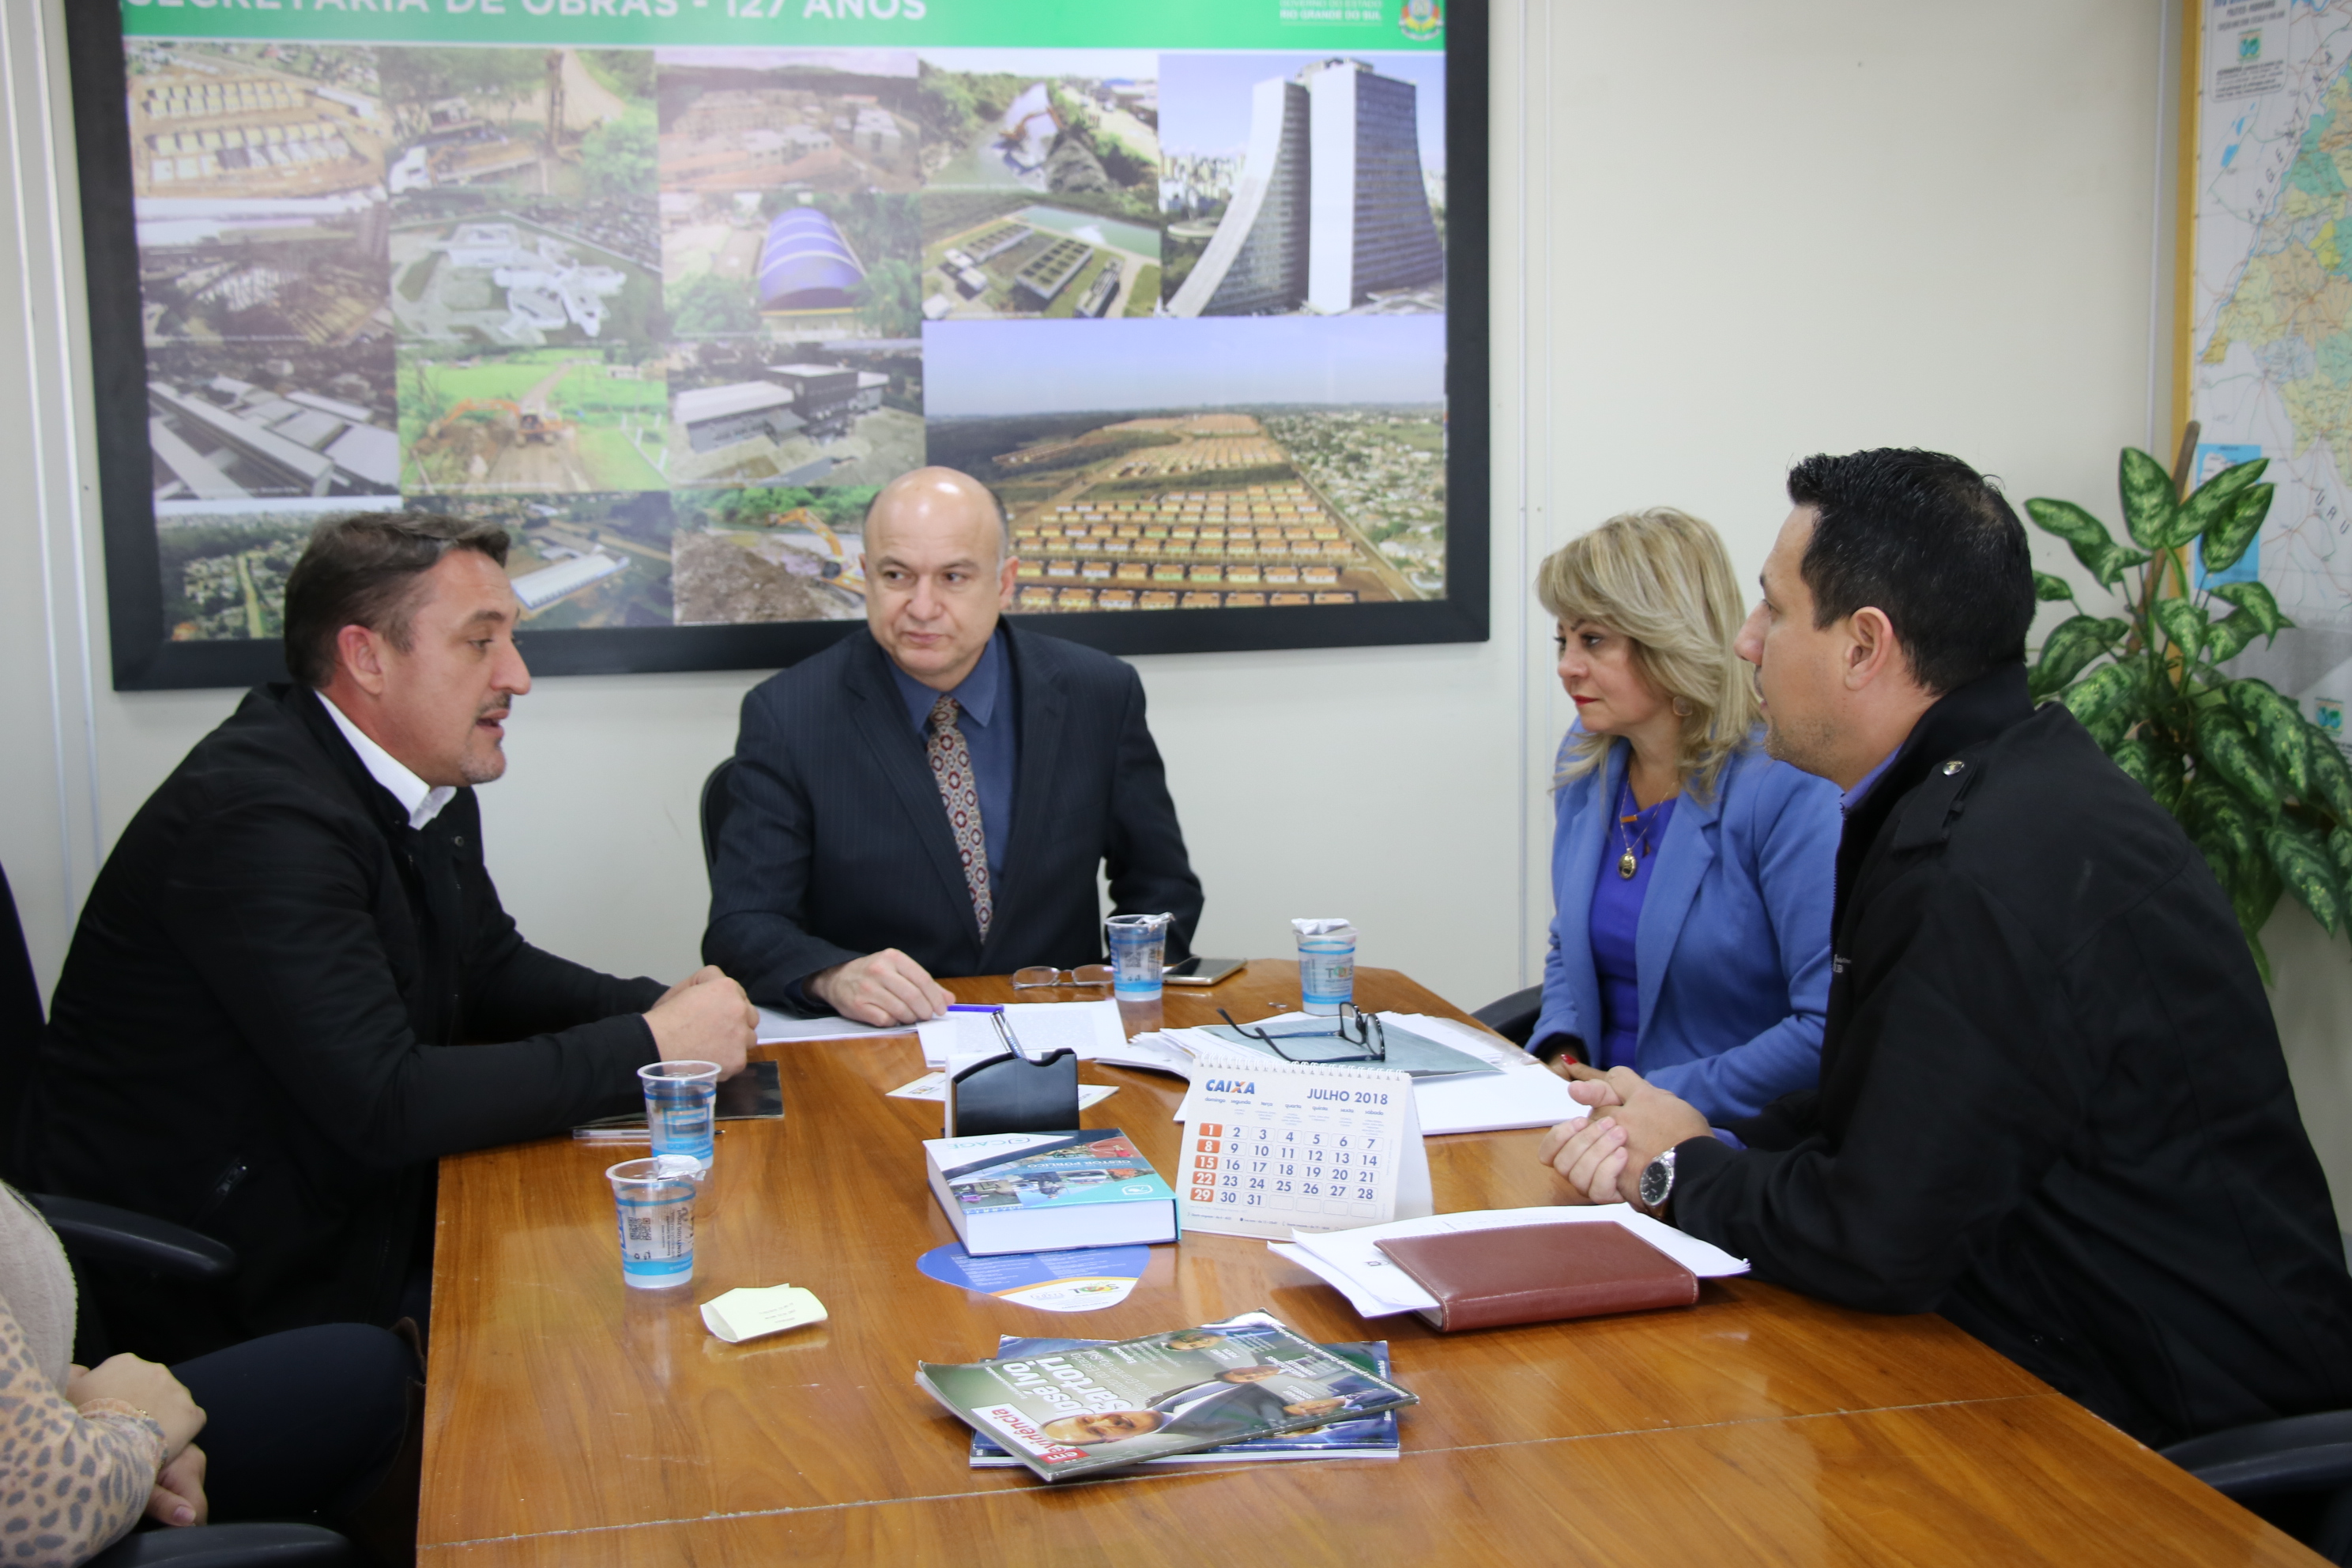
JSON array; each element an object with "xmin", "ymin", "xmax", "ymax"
[
  {"xmin": 699, "ymin": 757, "xmax": 737, "ymax": 877},
  {"xmin": 2, "ymin": 864, "xmax": 355, "ymax": 1568},
  {"xmin": 2162, "ymin": 1414, "xmax": 2352, "ymax": 1564},
  {"xmin": 1471, "ymin": 984, "xmax": 1544, "ymax": 1046}
]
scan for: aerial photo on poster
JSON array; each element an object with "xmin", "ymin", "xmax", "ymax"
[
  {"xmin": 154, "ymin": 499, "xmax": 345, "ymax": 645},
  {"xmin": 663, "ymin": 189, "xmax": 922, "ymax": 344},
  {"xmin": 148, "ymin": 343, "xmax": 400, "ymax": 503},
  {"xmin": 924, "ymin": 315, "xmax": 1446, "ymax": 612},
  {"xmin": 375, "ymin": 46, "xmax": 655, "ymax": 205},
  {"xmin": 389, "ymin": 209, "xmax": 661, "ymax": 348},
  {"xmin": 655, "ymin": 47, "xmax": 921, "ymax": 195},
  {"xmin": 398, "ymin": 345, "xmax": 666, "ymax": 494},
  {"xmin": 665, "ymin": 337, "xmax": 922, "ymax": 488},
  {"xmin": 407, "ymin": 491, "xmax": 679, "ymax": 629},
  {"xmin": 1158, "ymin": 51, "xmax": 1444, "ymax": 317},
  {"xmin": 914, "ymin": 49, "xmax": 1160, "ymax": 322},
  {"xmin": 669, "ymin": 484, "xmax": 876, "ymax": 626}
]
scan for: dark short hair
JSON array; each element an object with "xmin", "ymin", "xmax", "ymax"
[
  {"xmin": 281, "ymin": 511, "xmax": 510, "ymax": 688},
  {"xmin": 1785, "ymin": 448, "xmax": 2034, "ymax": 694}
]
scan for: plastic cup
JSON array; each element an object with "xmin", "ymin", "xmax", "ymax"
[
  {"xmin": 1105, "ymin": 912, "xmax": 1172, "ymax": 1001},
  {"xmin": 1295, "ymin": 920, "xmax": 1357, "ymax": 1016},
  {"xmin": 639, "ymin": 1061, "xmax": 721, "ymax": 1170},
  {"xmin": 607, "ymin": 1156, "xmax": 697, "ymax": 1291}
]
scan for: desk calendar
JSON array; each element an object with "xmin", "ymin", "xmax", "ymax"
[{"xmin": 1176, "ymin": 1047, "xmax": 1433, "ymax": 1240}]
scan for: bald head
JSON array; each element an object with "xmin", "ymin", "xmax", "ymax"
[
  {"xmin": 861, "ymin": 466, "xmax": 1020, "ymax": 691},
  {"xmin": 865, "ymin": 467, "xmax": 1009, "ymax": 566}
]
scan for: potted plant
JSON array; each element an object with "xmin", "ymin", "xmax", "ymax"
[{"xmin": 2026, "ymin": 448, "xmax": 2350, "ymax": 978}]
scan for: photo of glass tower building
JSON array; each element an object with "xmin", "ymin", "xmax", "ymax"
[{"xmin": 1170, "ymin": 58, "xmax": 1442, "ymax": 318}]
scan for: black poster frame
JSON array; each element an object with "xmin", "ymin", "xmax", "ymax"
[{"xmin": 66, "ymin": 2, "xmax": 1488, "ymax": 690}]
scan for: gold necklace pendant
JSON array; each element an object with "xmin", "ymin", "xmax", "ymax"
[{"xmin": 1618, "ymin": 848, "xmax": 1639, "ymax": 879}]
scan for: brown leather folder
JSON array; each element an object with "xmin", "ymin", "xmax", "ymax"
[{"xmin": 1374, "ymin": 1222, "xmax": 1700, "ymax": 1331}]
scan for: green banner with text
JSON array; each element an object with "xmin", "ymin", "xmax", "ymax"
[{"xmin": 121, "ymin": 0, "xmax": 1447, "ymax": 51}]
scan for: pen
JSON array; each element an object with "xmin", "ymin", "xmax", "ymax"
[
  {"xmin": 991, "ymin": 1009, "xmax": 1039, "ymax": 1065},
  {"xmin": 946, "ymin": 1003, "xmax": 1004, "ymax": 1013}
]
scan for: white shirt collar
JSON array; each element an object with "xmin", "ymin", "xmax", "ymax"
[{"xmin": 318, "ymin": 694, "xmax": 457, "ymax": 831}]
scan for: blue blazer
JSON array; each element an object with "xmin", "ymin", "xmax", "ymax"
[{"xmin": 1532, "ymin": 732, "xmax": 1840, "ymax": 1125}]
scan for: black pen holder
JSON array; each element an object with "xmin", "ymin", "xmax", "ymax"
[{"xmin": 945, "ymin": 1049, "xmax": 1081, "ymax": 1138}]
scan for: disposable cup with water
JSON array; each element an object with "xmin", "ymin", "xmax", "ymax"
[
  {"xmin": 639, "ymin": 1060, "xmax": 721, "ymax": 1170},
  {"xmin": 1105, "ymin": 912, "xmax": 1172, "ymax": 1001},
  {"xmin": 607, "ymin": 1156, "xmax": 697, "ymax": 1291},
  {"xmin": 1294, "ymin": 918, "xmax": 1358, "ymax": 1016}
]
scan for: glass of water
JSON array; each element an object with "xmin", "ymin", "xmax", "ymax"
[{"xmin": 1105, "ymin": 912, "xmax": 1172, "ymax": 1001}]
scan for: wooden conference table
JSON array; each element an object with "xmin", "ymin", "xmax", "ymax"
[{"xmin": 417, "ymin": 963, "xmax": 2318, "ymax": 1566}]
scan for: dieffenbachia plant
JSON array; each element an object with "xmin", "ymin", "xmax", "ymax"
[{"xmin": 2026, "ymin": 450, "xmax": 2350, "ymax": 979}]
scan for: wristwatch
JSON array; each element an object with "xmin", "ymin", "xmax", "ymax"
[{"xmin": 1638, "ymin": 1147, "xmax": 1677, "ymax": 1215}]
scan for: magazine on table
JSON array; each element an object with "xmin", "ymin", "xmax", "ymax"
[
  {"xmin": 967, "ymin": 1337, "xmax": 1399, "ymax": 1466},
  {"xmin": 917, "ymin": 1311, "xmax": 1417, "ymax": 1481}
]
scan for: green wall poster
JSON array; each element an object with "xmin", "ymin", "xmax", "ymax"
[{"xmin": 76, "ymin": 0, "xmax": 1484, "ymax": 685}]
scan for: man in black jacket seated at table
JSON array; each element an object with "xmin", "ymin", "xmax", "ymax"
[
  {"xmin": 1538, "ymin": 447, "xmax": 2352, "ymax": 1446},
  {"xmin": 35, "ymin": 513, "xmax": 755, "ymax": 1362},
  {"xmin": 703, "ymin": 466, "xmax": 1203, "ymax": 1024}
]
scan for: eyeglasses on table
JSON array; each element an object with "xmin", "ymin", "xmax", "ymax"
[
  {"xmin": 1213, "ymin": 1003, "xmax": 1386, "ymax": 1064},
  {"xmin": 1011, "ymin": 964, "xmax": 1115, "ymax": 989}
]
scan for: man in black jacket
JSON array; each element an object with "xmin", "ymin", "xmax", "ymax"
[
  {"xmin": 36, "ymin": 513, "xmax": 754, "ymax": 1361},
  {"xmin": 1539, "ymin": 447, "xmax": 2352, "ymax": 1446},
  {"xmin": 704, "ymin": 467, "xmax": 1203, "ymax": 1023}
]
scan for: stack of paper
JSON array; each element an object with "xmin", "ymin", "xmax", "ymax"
[
  {"xmin": 1127, "ymin": 1012, "xmax": 1585, "ymax": 1136},
  {"xmin": 914, "ymin": 998, "xmax": 1128, "ymax": 1068},
  {"xmin": 1268, "ymin": 1207, "xmax": 1748, "ymax": 1318},
  {"xmin": 756, "ymin": 1008, "xmax": 911, "ymax": 1044}
]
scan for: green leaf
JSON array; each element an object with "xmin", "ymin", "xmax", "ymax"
[
  {"xmin": 2173, "ymin": 457, "xmax": 2269, "ymax": 549},
  {"xmin": 2226, "ymin": 679, "xmax": 2312, "ymax": 797},
  {"xmin": 2266, "ymin": 819, "xmax": 2346, "ymax": 934},
  {"xmin": 2198, "ymin": 710, "xmax": 2284, "ymax": 815},
  {"xmin": 2199, "ymin": 484, "xmax": 2273, "ymax": 575},
  {"xmin": 2207, "ymin": 612, "xmax": 2261, "ymax": 664},
  {"xmin": 2154, "ymin": 597, "xmax": 2211, "ymax": 658},
  {"xmin": 2082, "ymin": 537, "xmax": 2154, "ymax": 589},
  {"xmin": 2328, "ymin": 825, "xmax": 2352, "ymax": 887},
  {"xmin": 2212, "ymin": 581, "xmax": 2294, "ymax": 639},
  {"xmin": 2110, "ymin": 736, "xmax": 2186, "ymax": 810},
  {"xmin": 2024, "ymin": 497, "xmax": 2112, "ymax": 549},
  {"xmin": 2119, "ymin": 448, "xmax": 2181, "ymax": 549},
  {"xmin": 2031, "ymin": 571, "xmax": 2077, "ymax": 602},
  {"xmin": 2029, "ymin": 614, "xmax": 2128, "ymax": 699},
  {"xmin": 2024, "ymin": 497, "xmax": 2152, "ymax": 586},
  {"xmin": 2188, "ymin": 778, "xmax": 2264, "ymax": 871},
  {"xmin": 2310, "ymin": 732, "xmax": 2352, "ymax": 821},
  {"xmin": 2061, "ymin": 658, "xmax": 2144, "ymax": 733}
]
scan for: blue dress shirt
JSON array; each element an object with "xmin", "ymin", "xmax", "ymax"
[
  {"xmin": 888, "ymin": 628, "xmax": 1018, "ymax": 884},
  {"xmin": 1588, "ymin": 780, "xmax": 1676, "ymax": 1071},
  {"xmin": 1530, "ymin": 729, "xmax": 1841, "ymax": 1125}
]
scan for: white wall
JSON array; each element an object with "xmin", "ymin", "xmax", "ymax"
[{"xmin": 13, "ymin": 2, "xmax": 2349, "ymax": 1199}]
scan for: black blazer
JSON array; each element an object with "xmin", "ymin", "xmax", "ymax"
[
  {"xmin": 704, "ymin": 623, "xmax": 1204, "ymax": 1007},
  {"xmin": 34, "ymin": 685, "xmax": 663, "ymax": 1360},
  {"xmin": 1674, "ymin": 665, "xmax": 2352, "ymax": 1446}
]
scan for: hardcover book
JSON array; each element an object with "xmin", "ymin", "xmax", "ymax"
[
  {"xmin": 922, "ymin": 1129, "xmax": 1179, "ymax": 1256},
  {"xmin": 917, "ymin": 1312, "xmax": 1417, "ymax": 1482}
]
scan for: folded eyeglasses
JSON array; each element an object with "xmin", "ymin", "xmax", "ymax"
[{"xmin": 1213, "ymin": 1003, "xmax": 1386, "ymax": 1064}]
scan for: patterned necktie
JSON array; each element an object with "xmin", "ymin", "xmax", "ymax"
[{"xmin": 925, "ymin": 694, "xmax": 993, "ymax": 939}]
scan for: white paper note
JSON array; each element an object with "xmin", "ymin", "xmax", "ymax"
[
  {"xmin": 756, "ymin": 1008, "xmax": 912, "ymax": 1044},
  {"xmin": 699, "ymin": 1283, "xmax": 827, "ymax": 1343}
]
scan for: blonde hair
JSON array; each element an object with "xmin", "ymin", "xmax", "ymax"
[{"xmin": 1536, "ymin": 507, "xmax": 1761, "ymax": 801}]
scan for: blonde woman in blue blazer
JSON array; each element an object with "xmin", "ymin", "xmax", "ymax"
[{"xmin": 1529, "ymin": 507, "xmax": 1840, "ymax": 1128}]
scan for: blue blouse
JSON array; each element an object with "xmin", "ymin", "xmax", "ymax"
[{"xmin": 1588, "ymin": 777, "xmax": 1675, "ymax": 1071}]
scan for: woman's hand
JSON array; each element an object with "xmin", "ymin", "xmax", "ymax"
[
  {"xmin": 67, "ymin": 1355, "xmax": 205, "ymax": 1456},
  {"xmin": 145, "ymin": 1443, "xmax": 207, "ymax": 1527}
]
